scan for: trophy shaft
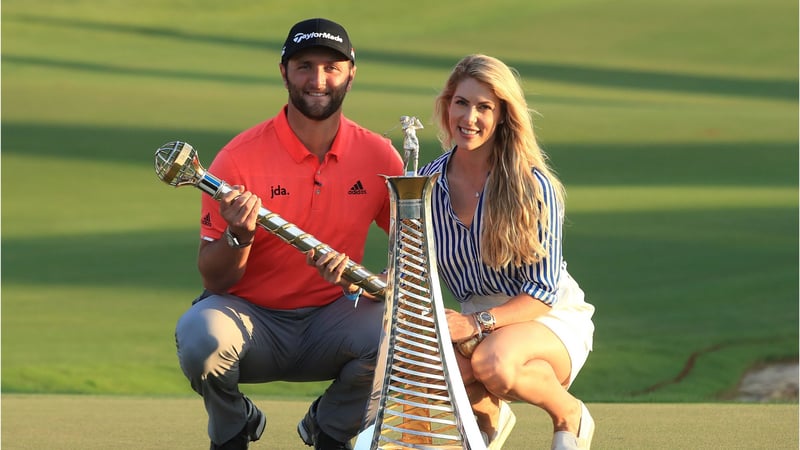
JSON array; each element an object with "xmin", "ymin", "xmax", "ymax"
[{"xmin": 154, "ymin": 141, "xmax": 387, "ymax": 299}]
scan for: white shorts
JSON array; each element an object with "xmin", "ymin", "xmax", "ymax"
[{"xmin": 460, "ymin": 271, "xmax": 595, "ymax": 387}]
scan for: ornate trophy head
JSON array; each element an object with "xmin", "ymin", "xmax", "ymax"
[{"xmin": 154, "ymin": 141, "xmax": 206, "ymax": 188}]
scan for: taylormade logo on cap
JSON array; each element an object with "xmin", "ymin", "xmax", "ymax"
[
  {"xmin": 281, "ymin": 18, "xmax": 354, "ymax": 64},
  {"xmin": 292, "ymin": 31, "xmax": 344, "ymax": 44}
]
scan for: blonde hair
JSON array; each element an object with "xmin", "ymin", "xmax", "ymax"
[{"xmin": 434, "ymin": 54, "xmax": 566, "ymax": 269}]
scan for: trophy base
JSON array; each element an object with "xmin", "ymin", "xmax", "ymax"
[{"xmin": 355, "ymin": 424, "xmax": 480, "ymax": 450}]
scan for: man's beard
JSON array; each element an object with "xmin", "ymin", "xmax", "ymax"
[{"xmin": 288, "ymin": 78, "xmax": 350, "ymax": 121}]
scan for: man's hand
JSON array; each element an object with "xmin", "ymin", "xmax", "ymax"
[
  {"xmin": 219, "ymin": 185, "xmax": 260, "ymax": 242},
  {"xmin": 306, "ymin": 249, "xmax": 351, "ymax": 288}
]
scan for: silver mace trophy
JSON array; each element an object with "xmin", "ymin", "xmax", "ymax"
[
  {"xmin": 353, "ymin": 118, "xmax": 494, "ymax": 449},
  {"xmin": 153, "ymin": 140, "xmax": 386, "ymax": 298}
]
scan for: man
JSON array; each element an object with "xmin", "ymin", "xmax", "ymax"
[{"xmin": 175, "ymin": 18, "xmax": 404, "ymax": 449}]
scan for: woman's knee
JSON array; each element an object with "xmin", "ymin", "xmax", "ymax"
[
  {"xmin": 471, "ymin": 349, "xmax": 512, "ymax": 393},
  {"xmin": 472, "ymin": 346, "xmax": 560, "ymax": 396}
]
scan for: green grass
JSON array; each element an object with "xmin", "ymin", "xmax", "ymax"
[
  {"xmin": 2, "ymin": 395, "xmax": 798, "ymax": 449},
  {"xmin": 2, "ymin": 0, "xmax": 797, "ymax": 405}
]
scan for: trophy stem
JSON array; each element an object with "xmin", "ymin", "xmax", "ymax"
[{"xmin": 355, "ymin": 175, "xmax": 487, "ymax": 450}]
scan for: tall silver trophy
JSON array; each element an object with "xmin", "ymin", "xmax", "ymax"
[{"xmin": 354, "ymin": 118, "xmax": 490, "ymax": 450}]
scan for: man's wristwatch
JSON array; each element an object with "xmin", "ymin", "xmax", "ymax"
[
  {"xmin": 474, "ymin": 310, "xmax": 496, "ymax": 334},
  {"xmin": 224, "ymin": 227, "xmax": 253, "ymax": 249}
]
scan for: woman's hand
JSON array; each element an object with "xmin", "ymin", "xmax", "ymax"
[{"xmin": 445, "ymin": 309, "xmax": 480, "ymax": 343}]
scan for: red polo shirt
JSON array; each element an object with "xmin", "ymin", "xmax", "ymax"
[{"xmin": 200, "ymin": 106, "xmax": 404, "ymax": 309}]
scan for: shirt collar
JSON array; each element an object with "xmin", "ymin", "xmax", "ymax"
[{"xmin": 274, "ymin": 105, "xmax": 345, "ymax": 163}]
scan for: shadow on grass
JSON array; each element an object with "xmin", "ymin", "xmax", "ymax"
[
  {"xmin": 2, "ymin": 122, "xmax": 798, "ymax": 188},
  {"xmin": 0, "ymin": 122, "xmax": 237, "ymax": 166},
  {"xmin": 6, "ymin": 14, "xmax": 798, "ymax": 101},
  {"xmin": 2, "ymin": 205, "xmax": 796, "ymax": 294}
]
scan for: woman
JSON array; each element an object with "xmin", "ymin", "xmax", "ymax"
[{"xmin": 418, "ymin": 54, "xmax": 596, "ymax": 450}]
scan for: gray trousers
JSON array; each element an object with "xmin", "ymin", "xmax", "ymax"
[{"xmin": 175, "ymin": 293, "xmax": 384, "ymax": 444}]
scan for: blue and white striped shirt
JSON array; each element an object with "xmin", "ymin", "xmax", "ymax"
[{"xmin": 419, "ymin": 150, "xmax": 566, "ymax": 306}]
